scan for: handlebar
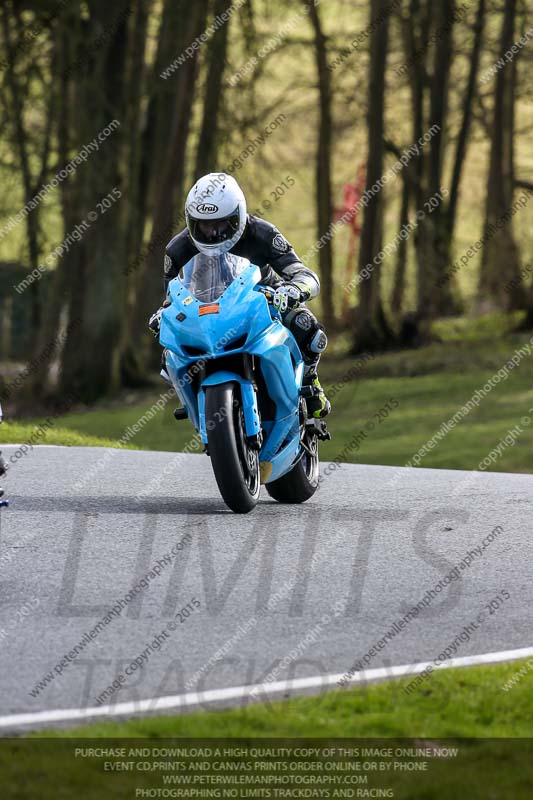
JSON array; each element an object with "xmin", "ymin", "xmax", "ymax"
[{"xmin": 256, "ymin": 286, "xmax": 275, "ymax": 304}]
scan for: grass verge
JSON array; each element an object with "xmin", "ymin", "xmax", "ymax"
[
  {"xmin": 0, "ymin": 661, "xmax": 531, "ymax": 798},
  {"xmin": 34, "ymin": 659, "xmax": 533, "ymax": 738}
]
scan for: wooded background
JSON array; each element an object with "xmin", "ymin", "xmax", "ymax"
[{"xmin": 0, "ymin": 0, "xmax": 532, "ymax": 404}]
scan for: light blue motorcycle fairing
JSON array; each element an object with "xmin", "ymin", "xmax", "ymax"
[{"xmin": 160, "ymin": 263, "xmax": 305, "ymax": 482}]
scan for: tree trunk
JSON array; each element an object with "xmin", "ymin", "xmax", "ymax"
[
  {"xmin": 517, "ymin": 279, "xmax": 533, "ymax": 331},
  {"xmin": 58, "ymin": 0, "xmax": 131, "ymax": 401},
  {"xmin": 126, "ymin": 0, "xmax": 209, "ymax": 379},
  {"xmin": 416, "ymin": 0, "xmax": 460, "ymax": 323},
  {"xmin": 1, "ymin": 4, "xmax": 42, "ymax": 336},
  {"xmin": 401, "ymin": 0, "xmax": 430, "ymax": 208},
  {"xmin": 305, "ymin": 0, "xmax": 335, "ymax": 331},
  {"xmin": 447, "ymin": 0, "xmax": 486, "ymax": 235},
  {"xmin": 352, "ymin": 0, "xmax": 394, "ymax": 354},
  {"xmin": 194, "ymin": 0, "xmax": 231, "ymax": 178},
  {"xmin": 400, "ymin": 0, "xmax": 483, "ymax": 337},
  {"xmin": 123, "ymin": 0, "xmax": 152, "ymax": 266},
  {"xmin": 391, "ymin": 178, "xmax": 410, "ymax": 314},
  {"xmin": 118, "ymin": 0, "xmax": 153, "ymax": 386},
  {"xmin": 400, "ymin": 0, "xmax": 433, "ymax": 340},
  {"xmin": 28, "ymin": 10, "xmax": 82, "ymax": 398},
  {"xmin": 479, "ymin": 0, "xmax": 524, "ymax": 310},
  {"xmin": 120, "ymin": 0, "xmax": 185, "ymax": 384}
]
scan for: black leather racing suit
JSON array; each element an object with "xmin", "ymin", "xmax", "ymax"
[{"xmin": 163, "ymin": 216, "xmax": 327, "ymax": 371}]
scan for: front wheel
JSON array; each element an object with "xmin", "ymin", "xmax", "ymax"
[
  {"xmin": 205, "ymin": 383, "xmax": 260, "ymax": 514},
  {"xmin": 265, "ymin": 433, "xmax": 319, "ymax": 504}
]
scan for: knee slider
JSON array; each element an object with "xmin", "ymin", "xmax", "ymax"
[
  {"xmin": 309, "ymin": 328, "xmax": 328, "ymax": 354},
  {"xmin": 289, "ymin": 310, "xmax": 328, "ymax": 356}
]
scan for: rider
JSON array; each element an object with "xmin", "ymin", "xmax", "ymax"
[
  {"xmin": 0, "ymin": 404, "xmax": 6, "ymax": 504},
  {"xmin": 149, "ymin": 173, "xmax": 331, "ymax": 418}
]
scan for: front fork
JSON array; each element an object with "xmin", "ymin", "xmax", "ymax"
[{"xmin": 198, "ymin": 375, "xmax": 261, "ymax": 447}]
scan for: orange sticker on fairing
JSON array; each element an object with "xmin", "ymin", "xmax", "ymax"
[{"xmin": 199, "ymin": 304, "xmax": 220, "ymax": 316}]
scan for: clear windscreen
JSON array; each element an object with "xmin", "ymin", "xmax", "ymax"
[{"xmin": 178, "ymin": 253, "xmax": 250, "ymax": 303}]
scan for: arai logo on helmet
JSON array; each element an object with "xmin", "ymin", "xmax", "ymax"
[{"xmin": 197, "ymin": 203, "xmax": 219, "ymax": 214}]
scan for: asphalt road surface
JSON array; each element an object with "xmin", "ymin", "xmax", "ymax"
[{"xmin": 0, "ymin": 445, "xmax": 531, "ymax": 731}]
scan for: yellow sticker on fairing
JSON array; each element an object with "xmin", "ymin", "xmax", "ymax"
[{"xmin": 183, "ymin": 296, "xmax": 194, "ymax": 306}]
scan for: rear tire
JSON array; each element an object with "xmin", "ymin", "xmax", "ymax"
[
  {"xmin": 265, "ymin": 434, "xmax": 319, "ymax": 504},
  {"xmin": 205, "ymin": 383, "xmax": 260, "ymax": 514}
]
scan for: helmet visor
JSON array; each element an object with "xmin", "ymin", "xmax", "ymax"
[{"xmin": 188, "ymin": 207, "xmax": 241, "ymax": 245}]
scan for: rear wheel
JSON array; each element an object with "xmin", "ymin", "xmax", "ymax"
[
  {"xmin": 265, "ymin": 431, "xmax": 319, "ymax": 504},
  {"xmin": 205, "ymin": 383, "xmax": 260, "ymax": 514}
]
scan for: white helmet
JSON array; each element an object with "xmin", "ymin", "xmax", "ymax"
[{"xmin": 185, "ymin": 173, "xmax": 247, "ymax": 255}]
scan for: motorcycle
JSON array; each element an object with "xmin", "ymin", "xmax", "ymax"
[{"xmin": 159, "ymin": 252, "xmax": 330, "ymax": 514}]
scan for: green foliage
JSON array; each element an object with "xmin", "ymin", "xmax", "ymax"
[{"xmin": 2, "ymin": 1, "xmax": 532, "ymax": 320}]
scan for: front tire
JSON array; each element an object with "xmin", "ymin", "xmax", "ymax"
[
  {"xmin": 265, "ymin": 433, "xmax": 319, "ymax": 504},
  {"xmin": 205, "ymin": 383, "xmax": 260, "ymax": 514}
]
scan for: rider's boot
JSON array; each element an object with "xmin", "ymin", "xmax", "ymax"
[
  {"xmin": 160, "ymin": 350, "xmax": 171, "ymax": 384},
  {"xmin": 303, "ymin": 369, "xmax": 331, "ymax": 419}
]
